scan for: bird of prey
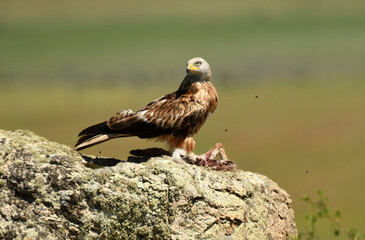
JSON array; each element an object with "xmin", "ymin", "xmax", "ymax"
[{"xmin": 75, "ymin": 57, "xmax": 235, "ymax": 170}]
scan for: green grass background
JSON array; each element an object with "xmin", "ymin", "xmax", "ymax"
[{"xmin": 1, "ymin": 0, "xmax": 365, "ymax": 238}]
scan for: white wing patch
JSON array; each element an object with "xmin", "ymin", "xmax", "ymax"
[{"xmin": 138, "ymin": 110, "xmax": 148, "ymax": 121}]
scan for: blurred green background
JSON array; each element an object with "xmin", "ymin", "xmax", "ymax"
[{"xmin": 1, "ymin": 0, "xmax": 364, "ymax": 237}]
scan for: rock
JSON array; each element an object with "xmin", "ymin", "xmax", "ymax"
[{"xmin": 0, "ymin": 129, "xmax": 297, "ymax": 240}]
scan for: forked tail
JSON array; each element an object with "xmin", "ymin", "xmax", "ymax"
[{"xmin": 74, "ymin": 121, "xmax": 128, "ymax": 151}]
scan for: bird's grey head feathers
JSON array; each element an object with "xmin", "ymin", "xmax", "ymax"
[{"xmin": 186, "ymin": 57, "xmax": 211, "ymax": 76}]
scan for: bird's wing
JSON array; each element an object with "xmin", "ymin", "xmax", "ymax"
[{"xmin": 107, "ymin": 93, "xmax": 206, "ymax": 138}]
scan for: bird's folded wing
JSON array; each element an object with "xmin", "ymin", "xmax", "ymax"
[{"xmin": 107, "ymin": 95, "xmax": 206, "ymax": 138}]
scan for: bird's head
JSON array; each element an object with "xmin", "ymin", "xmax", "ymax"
[{"xmin": 186, "ymin": 57, "xmax": 211, "ymax": 76}]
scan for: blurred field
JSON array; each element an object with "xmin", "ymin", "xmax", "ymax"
[
  {"xmin": 1, "ymin": 0, "xmax": 365, "ymax": 237},
  {"xmin": 1, "ymin": 1, "xmax": 365, "ymax": 86}
]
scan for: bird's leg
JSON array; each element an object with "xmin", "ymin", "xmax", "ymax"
[{"xmin": 171, "ymin": 148, "xmax": 189, "ymax": 163}]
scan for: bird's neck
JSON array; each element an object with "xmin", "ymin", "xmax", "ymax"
[{"xmin": 177, "ymin": 73, "xmax": 211, "ymax": 94}]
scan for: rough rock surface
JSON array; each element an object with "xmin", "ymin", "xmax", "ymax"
[{"xmin": 0, "ymin": 129, "xmax": 297, "ymax": 240}]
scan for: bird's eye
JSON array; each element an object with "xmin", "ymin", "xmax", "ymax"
[{"xmin": 195, "ymin": 61, "xmax": 201, "ymax": 66}]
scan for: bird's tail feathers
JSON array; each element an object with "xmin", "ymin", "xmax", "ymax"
[
  {"xmin": 75, "ymin": 121, "xmax": 131, "ymax": 151},
  {"xmin": 74, "ymin": 133, "xmax": 131, "ymax": 151},
  {"xmin": 78, "ymin": 121, "xmax": 110, "ymax": 137},
  {"xmin": 74, "ymin": 134, "xmax": 112, "ymax": 151}
]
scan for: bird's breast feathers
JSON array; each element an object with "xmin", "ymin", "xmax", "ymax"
[{"xmin": 191, "ymin": 81, "xmax": 218, "ymax": 112}]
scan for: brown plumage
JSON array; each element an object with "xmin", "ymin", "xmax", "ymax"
[{"xmin": 75, "ymin": 57, "xmax": 218, "ymax": 159}]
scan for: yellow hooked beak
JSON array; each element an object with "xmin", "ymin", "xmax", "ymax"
[{"xmin": 186, "ymin": 64, "xmax": 200, "ymax": 73}]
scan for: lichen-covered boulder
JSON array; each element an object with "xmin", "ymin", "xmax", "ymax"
[{"xmin": 0, "ymin": 129, "xmax": 297, "ymax": 240}]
